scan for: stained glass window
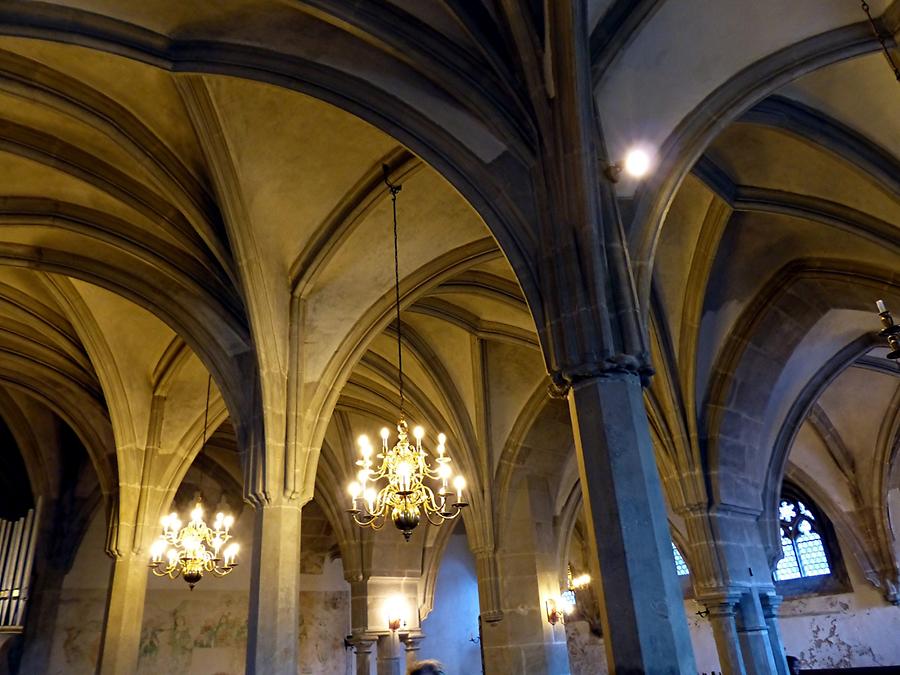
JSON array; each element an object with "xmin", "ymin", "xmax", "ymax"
[
  {"xmin": 774, "ymin": 495, "xmax": 831, "ymax": 581},
  {"xmin": 672, "ymin": 542, "xmax": 690, "ymax": 576}
]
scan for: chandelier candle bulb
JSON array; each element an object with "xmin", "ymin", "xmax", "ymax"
[
  {"xmin": 453, "ymin": 475, "xmax": 466, "ymax": 503},
  {"xmin": 877, "ymin": 299, "xmax": 887, "ymax": 313}
]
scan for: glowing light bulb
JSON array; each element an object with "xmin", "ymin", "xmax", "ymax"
[
  {"xmin": 348, "ymin": 481, "xmax": 361, "ymax": 507},
  {"xmin": 361, "ymin": 444, "xmax": 373, "ymax": 459},
  {"xmin": 358, "ymin": 434, "xmax": 369, "ymax": 448},
  {"xmin": 453, "ymin": 475, "xmax": 466, "ymax": 502},
  {"xmin": 438, "ymin": 463, "xmax": 452, "ymax": 480},
  {"xmin": 150, "ymin": 538, "xmax": 166, "ymax": 562},
  {"xmin": 572, "ymin": 574, "xmax": 591, "ymax": 588},
  {"xmin": 413, "ymin": 426, "xmax": 424, "ymax": 441},
  {"xmin": 397, "ymin": 461, "xmax": 413, "ymax": 491},
  {"xmin": 223, "ymin": 515, "xmax": 234, "ymax": 530},
  {"xmin": 385, "ymin": 595, "xmax": 408, "ymax": 631},
  {"xmin": 623, "ymin": 147, "xmax": 651, "ymax": 178},
  {"xmin": 381, "ymin": 427, "xmax": 390, "ymax": 441},
  {"xmin": 167, "ymin": 548, "xmax": 178, "ymax": 563},
  {"xmin": 224, "ymin": 543, "xmax": 239, "ymax": 566},
  {"xmin": 365, "ymin": 487, "xmax": 376, "ymax": 509},
  {"xmin": 191, "ymin": 504, "xmax": 203, "ymax": 522},
  {"xmin": 438, "ymin": 433, "xmax": 446, "ymax": 444}
]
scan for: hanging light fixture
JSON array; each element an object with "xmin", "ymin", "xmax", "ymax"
[
  {"xmin": 346, "ymin": 166, "xmax": 468, "ymax": 541},
  {"xmin": 148, "ymin": 376, "xmax": 239, "ymax": 588}
]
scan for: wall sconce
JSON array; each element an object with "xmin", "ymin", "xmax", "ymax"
[
  {"xmin": 876, "ymin": 300, "xmax": 900, "ymax": 365},
  {"xmin": 604, "ymin": 147, "xmax": 653, "ymax": 183},
  {"xmin": 385, "ymin": 595, "xmax": 408, "ymax": 632},
  {"xmin": 546, "ymin": 597, "xmax": 562, "ymax": 626},
  {"xmin": 546, "ymin": 593, "xmax": 575, "ymax": 626},
  {"xmin": 570, "ymin": 573, "xmax": 591, "ymax": 590}
]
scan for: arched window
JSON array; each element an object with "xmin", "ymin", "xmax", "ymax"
[
  {"xmin": 774, "ymin": 494, "xmax": 830, "ymax": 580},
  {"xmin": 672, "ymin": 543, "xmax": 690, "ymax": 577},
  {"xmin": 772, "ymin": 486, "xmax": 847, "ymax": 596}
]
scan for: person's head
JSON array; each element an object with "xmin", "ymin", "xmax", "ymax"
[
  {"xmin": 408, "ymin": 660, "xmax": 445, "ymax": 675},
  {"xmin": 786, "ymin": 655, "xmax": 801, "ymax": 675}
]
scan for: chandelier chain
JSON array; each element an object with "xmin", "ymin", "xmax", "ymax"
[
  {"xmin": 861, "ymin": 1, "xmax": 900, "ymax": 82},
  {"xmin": 346, "ymin": 167, "xmax": 469, "ymax": 541},
  {"xmin": 202, "ymin": 374, "xmax": 211, "ymax": 448},
  {"xmin": 384, "ymin": 166, "xmax": 405, "ymax": 417}
]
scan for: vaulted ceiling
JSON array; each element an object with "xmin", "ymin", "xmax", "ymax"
[{"xmin": 0, "ymin": 0, "xmax": 895, "ymax": 586}]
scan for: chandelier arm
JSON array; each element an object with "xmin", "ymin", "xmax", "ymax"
[
  {"xmin": 421, "ymin": 487, "xmax": 445, "ymax": 515},
  {"xmin": 423, "ymin": 509, "xmax": 448, "ymax": 526}
]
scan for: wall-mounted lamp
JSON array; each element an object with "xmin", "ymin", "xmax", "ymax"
[
  {"xmin": 385, "ymin": 595, "xmax": 408, "ymax": 632},
  {"xmin": 604, "ymin": 147, "xmax": 653, "ymax": 183},
  {"xmin": 876, "ymin": 300, "xmax": 900, "ymax": 366},
  {"xmin": 546, "ymin": 593, "xmax": 575, "ymax": 626},
  {"xmin": 546, "ymin": 597, "xmax": 562, "ymax": 626},
  {"xmin": 570, "ymin": 573, "xmax": 591, "ymax": 590}
]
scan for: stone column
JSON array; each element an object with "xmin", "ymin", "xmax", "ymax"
[
  {"xmin": 480, "ymin": 478, "xmax": 571, "ymax": 674},
  {"xmin": 246, "ymin": 499, "xmax": 303, "ymax": 675},
  {"xmin": 402, "ymin": 632, "xmax": 424, "ymax": 670},
  {"xmin": 735, "ymin": 591, "xmax": 777, "ymax": 675},
  {"xmin": 704, "ymin": 595, "xmax": 746, "ymax": 675},
  {"xmin": 568, "ymin": 372, "xmax": 697, "ymax": 673},
  {"xmin": 97, "ymin": 553, "xmax": 149, "ymax": 675},
  {"xmin": 761, "ymin": 593, "xmax": 789, "ymax": 675},
  {"xmin": 377, "ymin": 631, "xmax": 405, "ymax": 675},
  {"xmin": 351, "ymin": 635, "xmax": 377, "ymax": 675},
  {"xmin": 472, "ymin": 548, "xmax": 503, "ymax": 623}
]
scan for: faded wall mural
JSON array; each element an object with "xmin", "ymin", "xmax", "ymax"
[
  {"xmin": 42, "ymin": 511, "xmax": 352, "ymax": 675},
  {"xmin": 44, "ymin": 588, "xmax": 351, "ymax": 675}
]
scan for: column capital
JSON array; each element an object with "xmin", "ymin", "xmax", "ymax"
[
  {"xmin": 760, "ymin": 593, "xmax": 783, "ymax": 616},
  {"xmin": 400, "ymin": 631, "xmax": 424, "ymax": 649},
  {"xmin": 696, "ymin": 589, "xmax": 747, "ymax": 620},
  {"xmin": 349, "ymin": 633, "xmax": 378, "ymax": 653},
  {"xmin": 549, "ymin": 364, "xmax": 651, "ymax": 398}
]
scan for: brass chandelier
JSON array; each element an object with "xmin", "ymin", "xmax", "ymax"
[
  {"xmin": 346, "ymin": 167, "xmax": 468, "ymax": 541},
  {"xmin": 148, "ymin": 376, "xmax": 239, "ymax": 588},
  {"xmin": 149, "ymin": 502, "xmax": 239, "ymax": 589}
]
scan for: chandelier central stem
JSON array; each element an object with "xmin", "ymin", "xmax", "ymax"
[{"xmin": 385, "ymin": 165, "xmax": 405, "ymax": 417}]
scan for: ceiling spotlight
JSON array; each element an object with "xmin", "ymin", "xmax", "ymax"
[{"xmin": 604, "ymin": 147, "xmax": 653, "ymax": 182}]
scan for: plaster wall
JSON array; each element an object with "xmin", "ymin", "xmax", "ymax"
[
  {"xmin": 41, "ymin": 508, "xmax": 352, "ymax": 675},
  {"xmin": 564, "ymin": 540, "xmax": 900, "ymax": 673},
  {"xmin": 778, "ymin": 545, "xmax": 900, "ymax": 669},
  {"xmin": 419, "ymin": 532, "xmax": 482, "ymax": 674}
]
